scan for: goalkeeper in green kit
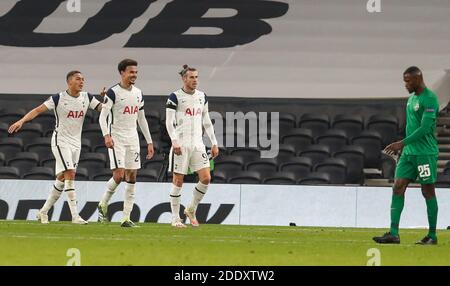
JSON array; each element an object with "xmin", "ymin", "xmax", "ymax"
[{"xmin": 373, "ymin": 66, "xmax": 439, "ymax": 245}]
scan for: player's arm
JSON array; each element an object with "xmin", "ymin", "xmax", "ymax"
[
  {"xmin": 99, "ymin": 89, "xmax": 115, "ymax": 148},
  {"xmin": 385, "ymin": 98, "xmax": 438, "ymax": 154},
  {"xmin": 137, "ymin": 99, "xmax": 154, "ymax": 160},
  {"xmin": 88, "ymin": 92, "xmax": 104, "ymax": 113},
  {"xmin": 165, "ymin": 93, "xmax": 181, "ymax": 155},
  {"xmin": 202, "ymin": 100, "xmax": 219, "ymax": 159},
  {"xmin": 402, "ymin": 98, "xmax": 438, "ymax": 146},
  {"xmin": 8, "ymin": 103, "xmax": 49, "ymax": 134}
]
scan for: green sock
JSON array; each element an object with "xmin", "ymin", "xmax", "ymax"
[
  {"xmin": 389, "ymin": 194, "xmax": 404, "ymax": 236},
  {"xmin": 426, "ymin": 197, "xmax": 438, "ymax": 240}
]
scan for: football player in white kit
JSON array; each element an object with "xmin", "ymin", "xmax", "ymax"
[
  {"xmin": 8, "ymin": 71, "xmax": 104, "ymax": 224},
  {"xmin": 98, "ymin": 59, "xmax": 154, "ymax": 227},
  {"xmin": 166, "ymin": 65, "xmax": 219, "ymax": 228}
]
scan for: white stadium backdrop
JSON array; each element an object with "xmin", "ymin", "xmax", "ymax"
[{"xmin": 0, "ymin": 0, "xmax": 450, "ymax": 101}]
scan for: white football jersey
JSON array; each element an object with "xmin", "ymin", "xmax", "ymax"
[
  {"xmin": 103, "ymin": 84, "xmax": 144, "ymax": 146},
  {"xmin": 166, "ymin": 88, "xmax": 210, "ymax": 147},
  {"xmin": 44, "ymin": 91, "xmax": 101, "ymax": 148}
]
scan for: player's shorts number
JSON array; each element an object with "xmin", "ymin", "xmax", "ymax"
[
  {"xmin": 135, "ymin": 152, "xmax": 140, "ymax": 162},
  {"xmin": 418, "ymin": 164, "xmax": 430, "ymax": 178}
]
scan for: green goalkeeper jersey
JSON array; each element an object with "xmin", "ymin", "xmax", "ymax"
[{"xmin": 402, "ymin": 87, "xmax": 439, "ymax": 156}]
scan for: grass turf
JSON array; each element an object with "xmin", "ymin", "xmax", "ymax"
[{"xmin": 0, "ymin": 220, "xmax": 449, "ymax": 266}]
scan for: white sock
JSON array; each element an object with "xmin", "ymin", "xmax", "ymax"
[
  {"xmin": 41, "ymin": 179, "xmax": 64, "ymax": 214},
  {"xmin": 100, "ymin": 177, "xmax": 119, "ymax": 205},
  {"xmin": 188, "ymin": 182, "xmax": 209, "ymax": 212},
  {"xmin": 170, "ymin": 185, "xmax": 182, "ymax": 221},
  {"xmin": 64, "ymin": 180, "xmax": 78, "ymax": 219},
  {"xmin": 123, "ymin": 182, "xmax": 136, "ymax": 220}
]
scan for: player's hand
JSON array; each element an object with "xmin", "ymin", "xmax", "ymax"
[
  {"xmin": 146, "ymin": 143, "xmax": 154, "ymax": 160},
  {"xmin": 211, "ymin": 145, "xmax": 219, "ymax": 159},
  {"xmin": 384, "ymin": 141, "xmax": 404, "ymax": 155},
  {"xmin": 8, "ymin": 120, "xmax": 24, "ymax": 134},
  {"xmin": 172, "ymin": 142, "xmax": 182, "ymax": 155},
  {"xmin": 99, "ymin": 87, "xmax": 107, "ymax": 97},
  {"xmin": 104, "ymin": 135, "xmax": 114, "ymax": 148}
]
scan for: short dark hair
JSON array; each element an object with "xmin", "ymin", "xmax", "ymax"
[
  {"xmin": 118, "ymin": 59, "xmax": 138, "ymax": 73},
  {"xmin": 66, "ymin": 70, "xmax": 82, "ymax": 81},
  {"xmin": 179, "ymin": 64, "xmax": 197, "ymax": 77},
  {"xmin": 404, "ymin": 66, "xmax": 422, "ymax": 76}
]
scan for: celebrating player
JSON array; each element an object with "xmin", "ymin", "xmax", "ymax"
[
  {"xmin": 373, "ymin": 66, "xmax": 440, "ymax": 245},
  {"xmin": 8, "ymin": 71, "xmax": 104, "ymax": 224},
  {"xmin": 97, "ymin": 59, "xmax": 154, "ymax": 227},
  {"xmin": 165, "ymin": 64, "xmax": 219, "ymax": 228}
]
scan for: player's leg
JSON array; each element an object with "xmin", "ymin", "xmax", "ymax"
[
  {"xmin": 62, "ymin": 147, "xmax": 87, "ymax": 224},
  {"xmin": 185, "ymin": 167, "xmax": 211, "ymax": 227},
  {"xmin": 98, "ymin": 146, "xmax": 125, "ymax": 222},
  {"xmin": 184, "ymin": 147, "xmax": 211, "ymax": 227},
  {"xmin": 37, "ymin": 171, "xmax": 65, "ymax": 224},
  {"xmin": 168, "ymin": 146, "xmax": 188, "ymax": 228},
  {"xmin": 171, "ymin": 172, "xmax": 186, "ymax": 228},
  {"xmin": 121, "ymin": 168, "xmax": 138, "ymax": 227},
  {"xmin": 120, "ymin": 145, "xmax": 141, "ymax": 227},
  {"xmin": 415, "ymin": 155, "xmax": 438, "ymax": 245},
  {"xmin": 374, "ymin": 155, "xmax": 414, "ymax": 243}
]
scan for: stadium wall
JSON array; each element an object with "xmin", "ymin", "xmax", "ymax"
[{"xmin": 1, "ymin": 180, "xmax": 449, "ymax": 229}]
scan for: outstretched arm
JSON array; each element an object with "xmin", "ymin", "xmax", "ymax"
[{"xmin": 8, "ymin": 104, "xmax": 48, "ymax": 134}]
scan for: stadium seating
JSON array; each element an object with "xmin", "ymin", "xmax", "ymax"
[
  {"xmin": 367, "ymin": 114, "xmax": 399, "ymax": 147},
  {"xmin": 22, "ymin": 167, "xmax": 54, "ymax": 180},
  {"xmin": 314, "ymin": 158, "xmax": 347, "ymax": 184},
  {"xmin": 298, "ymin": 144, "xmax": 331, "ymax": 166},
  {"xmin": 278, "ymin": 157, "xmax": 313, "ymax": 179},
  {"xmin": 246, "ymin": 158, "xmax": 278, "ymax": 175},
  {"xmin": 0, "ymin": 109, "xmax": 26, "ymax": 125},
  {"xmin": 351, "ymin": 130, "xmax": 383, "ymax": 168},
  {"xmin": 0, "ymin": 122, "xmax": 8, "ymax": 138},
  {"xmin": 263, "ymin": 171, "xmax": 297, "ymax": 185},
  {"xmin": 24, "ymin": 138, "xmax": 51, "ymax": 159},
  {"xmin": 281, "ymin": 128, "xmax": 314, "ymax": 153},
  {"xmin": 137, "ymin": 169, "xmax": 159, "ymax": 182},
  {"xmin": 0, "ymin": 166, "xmax": 20, "ymax": 179},
  {"xmin": 78, "ymin": 153, "xmax": 107, "ymax": 174},
  {"xmin": 315, "ymin": 129, "xmax": 348, "ymax": 154},
  {"xmin": 332, "ymin": 114, "xmax": 364, "ymax": 140},
  {"xmin": 298, "ymin": 113, "xmax": 330, "ymax": 139},
  {"xmin": 333, "ymin": 145, "xmax": 365, "ymax": 184},
  {"xmin": 298, "ymin": 172, "xmax": 331, "ymax": 185},
  {"xmin": 7, "ymin": 152, "xmax": 40, "ymax": 174},
  {"xmin": 0, "ymin": 152, "xmax": 4, "ymax": 166},
  {"xmin": 227, "ymin": 171, "xmax": 261, "ymax": 184},
  {"xmin": 0, "ymin": 138, "xmax": 24, "ymax": 160},
  {"xmin": 75, "ymin": 167, "xmax": 89, "ymax": 181},
  {"xmin": 10, "ymin": 123, "xmax": 43, "ymax": 141}
]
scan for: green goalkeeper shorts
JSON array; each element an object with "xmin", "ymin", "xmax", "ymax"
[{"xmin": 395, "ymin": 154, "xmax": 438, "ymax": 184}]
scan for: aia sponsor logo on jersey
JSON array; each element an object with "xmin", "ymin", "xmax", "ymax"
[
  {"xmin": 67, "ymin": 110, "xmax": 84, "ymax": 118},
  {"xmin": 185, "ymin": 107, "xmax": 202, "ymax": 116},
  {"xmin": 123, "ymin": 106, "xmax": 138, "ymax": 114}
]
